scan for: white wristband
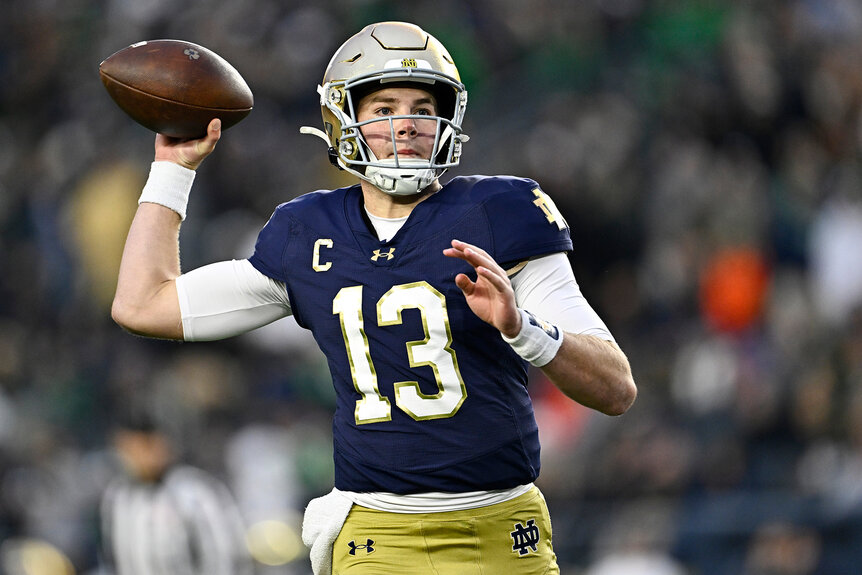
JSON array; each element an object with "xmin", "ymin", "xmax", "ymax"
[
  {"xmin": 501, "ymin": 308, "xmax": 564, "ymax": 367},
  {"xmin": 138, "ymin": 161, "xmax": 196, "ymax": 220}
]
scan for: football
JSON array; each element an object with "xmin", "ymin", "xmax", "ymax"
[{"xmin": 99, "ymin": 39, "xmax": 253, "ymax": 139}]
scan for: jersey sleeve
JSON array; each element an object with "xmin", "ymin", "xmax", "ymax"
[
  {"xmin": 478, "ymin": 177, "xmax": 573, "ymax": 265},
  {"xmin": 248, "ymin": 203, "xmax": 291, "ymax": 283}
]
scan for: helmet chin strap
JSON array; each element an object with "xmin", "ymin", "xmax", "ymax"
[
  {"xmin": 299, "ymin": 126, "xmax": 330, "ymax": 144},
  {"xmin": 365, "ymin": 159, "xmax": 438, "ymax": 196}
]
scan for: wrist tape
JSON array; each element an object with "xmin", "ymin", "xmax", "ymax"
[
  {"xmin": 502, "ymin": 308, "xmax": 564, "ymax": 367},
  {"xmin": 138, "ymin": 161, "xmax": 196, "ymax": 220}
]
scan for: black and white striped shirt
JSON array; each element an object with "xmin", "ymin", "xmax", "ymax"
[{"xmin": 100, "ymin": 465, "xmax": 253, "ymax": 575}]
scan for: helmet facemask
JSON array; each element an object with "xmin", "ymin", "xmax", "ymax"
[{"xmin": 325, "ymin": 70, "xmax": 468, "ymax": 195}]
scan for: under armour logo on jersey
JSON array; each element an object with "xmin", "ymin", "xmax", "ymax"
[
  {"xmin": 511, "ymin": 519, "xmax": 540, "ymax": 556},
  {"xmin": 371, "ymin": 247, "xmax": 396, "ymax": 261},
  {"xmin": 348, "ymin": 539, "xmax": 375, "ymax": 555}
]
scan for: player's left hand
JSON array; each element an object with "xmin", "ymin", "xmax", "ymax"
[{"xmin": 443, "ymin": 239, "xmax": 522, "ymax": 338}]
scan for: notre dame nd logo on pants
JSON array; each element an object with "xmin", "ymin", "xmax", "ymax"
[{"xmin": 332, "ymin": 487, "xmax": 560, "ymax": 574}]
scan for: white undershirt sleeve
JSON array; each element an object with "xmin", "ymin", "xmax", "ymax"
[
  {"xmin": 510, "ymin": 253, "xmax": 615, "ymax": 342},
  {"xmin": 175, "ymin": 259, "xmax": 292, "ymax": 342}
]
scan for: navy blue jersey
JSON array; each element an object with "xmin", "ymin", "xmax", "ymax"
[{"xmin": 249, "ymin": 175, "xmax": 572, "ymax": 494}]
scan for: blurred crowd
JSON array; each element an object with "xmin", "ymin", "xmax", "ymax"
[{"xmin": 2, "ymin": 0, "xmax": 862, "ymax": 573}]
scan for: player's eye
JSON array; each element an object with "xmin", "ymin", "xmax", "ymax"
[{"xmin": 415, "ymin": 107, "xmax": 434, "ymax": 116}]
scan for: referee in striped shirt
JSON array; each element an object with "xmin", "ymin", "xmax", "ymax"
[{"xmin": 99, "ymin": 408, "xmax": 253, "ymax": 575}]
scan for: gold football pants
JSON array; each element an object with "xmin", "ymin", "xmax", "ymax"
[{"xmin": 332, "ymin": 486, "xmax": 560, "ymax": 574}]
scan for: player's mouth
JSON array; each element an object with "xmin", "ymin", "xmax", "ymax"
[{"xmin": 394, "ymin": 148, "xmax": 421, "ymax": 158}]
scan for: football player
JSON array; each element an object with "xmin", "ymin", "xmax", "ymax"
[{"xmin": 111, "ymin": 21, "xmax": 637, "ymax": 575}]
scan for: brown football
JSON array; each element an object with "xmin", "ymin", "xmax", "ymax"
[{"xmin": 99, "ymin": 39, "xmax": 253, "ymax": 139}]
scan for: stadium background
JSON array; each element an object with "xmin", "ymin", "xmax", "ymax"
[{"xmin": 1, "ymin": 0, "xmax": 862, "ymax": 573}]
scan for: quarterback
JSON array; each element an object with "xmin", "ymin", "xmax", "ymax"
[{"xmin": 111, "ymin": 21, "xmax": 637, "ymax": 575}]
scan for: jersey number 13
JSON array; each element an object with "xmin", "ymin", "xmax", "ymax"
[{"xmin": 333, "ymin": 282, "xmax": 468, "ymax": 424}]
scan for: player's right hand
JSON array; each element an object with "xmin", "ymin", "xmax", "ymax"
[
  {"xmin": 154, "ymin": 118, "xmax": 221, "ymax": 171},
  {"xmin": 443, "ymin": 239, "xmax": 522, "ymax": 338}
]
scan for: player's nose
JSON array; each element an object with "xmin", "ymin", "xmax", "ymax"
[{"xmin": 393, "ymin": 117, "xmax": 418, "ymax": 137}]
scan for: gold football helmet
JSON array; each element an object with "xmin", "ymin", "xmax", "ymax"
[{"xmin": 302, "ymin": 22, "xmax": 469, "ymax": 195}]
